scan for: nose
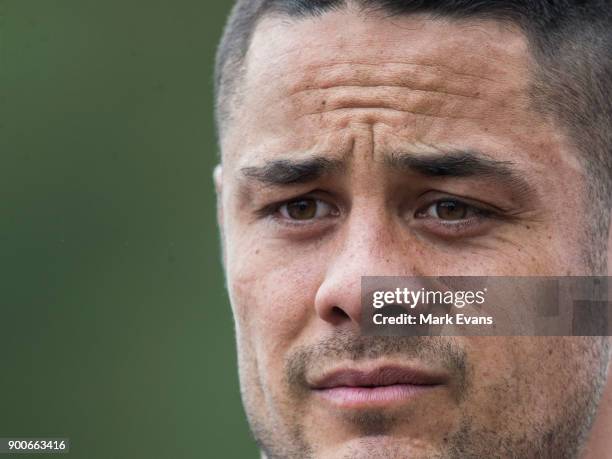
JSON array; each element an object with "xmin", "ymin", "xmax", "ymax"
[{"xmin": 314, "ymin": 209, "xmax": 420, "ymax": 327}]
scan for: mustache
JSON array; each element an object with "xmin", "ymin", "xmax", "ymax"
[{"xmin": 284, "ymin": 331, "xmax": 469, "ymax": 395}]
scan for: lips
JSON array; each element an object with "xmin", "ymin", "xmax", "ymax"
[{"xmin": 309, "ymin": 365, "xmax": 447, "ymax": 408}]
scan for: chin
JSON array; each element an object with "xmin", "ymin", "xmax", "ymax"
[{"xmin": 316, "ymin": 436, "xmax": 441, "ymax": 459}]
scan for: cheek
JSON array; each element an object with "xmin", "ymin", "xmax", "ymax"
[
  {"xmin": 227, "ymin": 238, "xmax": 325, "ymax": 361},
  {"xmin": 227, "ymin": 242, "xmax": 325, "ymax": 429},
  {"xmin": 464, "ymin": 337, "xmax": 606, "ymax": 429}
]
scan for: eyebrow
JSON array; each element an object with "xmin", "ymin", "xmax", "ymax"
[
  {"xmin": 385, "ymin": 150, "xmax": 535, "ymax": 196},
  {"xmin": 241, "ymin": 157, "xmax": 343, "ymax": 185},
  {"xmin": 239, "ymin": 150, "xmax": 535, "ymax": 199},
  {"xmin": 386, "ymin": 150, "xmax": 514, "ymax": 177}
]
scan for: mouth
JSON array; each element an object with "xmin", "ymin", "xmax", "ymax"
[{"xmin": 309, "ymin": 364, "xmax": 447, "ymax": 409}]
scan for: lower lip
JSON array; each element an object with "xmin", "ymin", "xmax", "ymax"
[{"xmin": 314, "ymin": 384, "xmax": 439, "ymax": 408}]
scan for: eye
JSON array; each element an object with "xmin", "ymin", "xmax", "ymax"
[
  {"xmin": 279, "ymin": 198, "xmax": 337, "ymax": 221},
  {"xmin": 426, "ymin": 200, "xmax": 468, "ymax": 220},
  {"xmin": 413, "ymin": 198, "xmax": 498, "ymax": 238},
  {"xmin": 416, "ymin": 199, "xmax": 490, "ymax": 222}
]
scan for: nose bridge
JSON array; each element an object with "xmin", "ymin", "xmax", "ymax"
[
  {"xmin": 342, "ymin": 206, "xmax": 395, "ymax": 274},
  {"xmin": 344, "ymin": 197, "xmax": 418, "ymax": 274},
  {"xmin": 314, "ymin": 204, "xmax": 413, "ymax": 326}
]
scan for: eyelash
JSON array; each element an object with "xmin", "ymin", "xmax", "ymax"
[
  {"xmin": 257, "ymin": 197, "xmax": 339, "ymax": 227},
  {"xmin": 416, "ymin": 199, "xmax": 493, "ymax": 220},
  {"xmin": 416, "ymin": 203, "xmax": 493, "ymax": 235}
]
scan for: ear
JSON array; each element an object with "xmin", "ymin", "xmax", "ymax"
[
  {"xmin": 214, "ymin": 164, "xmax": 223, "ymax": 201},
  {"xmin": 213, "ymin": 164, "xmax": 226, "ymax": 268}
]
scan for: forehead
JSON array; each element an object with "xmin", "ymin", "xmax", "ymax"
[
  {"xmin": 246, "ymin": 11, "xmax": 529, "ymax": 84},
  {"xmin": 222, "ymin": 9, "xmax": 578, "ymax": 181}
]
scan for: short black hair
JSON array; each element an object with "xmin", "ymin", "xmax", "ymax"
[{"xmin": 214, "ymin": 0, "xmax": 612, "ymax": 264}]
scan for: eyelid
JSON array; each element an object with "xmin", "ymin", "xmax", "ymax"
[
  {"xmin": 418, "ymin": 188, "xmax": 516, "ymax": 213},
  {"xmin": 278, "ymin": 198, "xmax": 337, "ymax": 220},
  {"xmin": 419, "ymin": 188, "xmax": 518, "ymax": 215},
  {"xmin": 416, "ymin": 198, "xmax": 492, "ymax": 220},
  {"xmin": 411, "ymin": 196, "xmax": 510, "ymax": 240},
  {"xmin": 255, "ymin": 193, "xmax": 340, "ymax": 221}
]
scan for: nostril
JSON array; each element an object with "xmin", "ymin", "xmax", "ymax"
[{"xmin": 330, "ymin": 306, "xmax": 350, "ymax": 320}]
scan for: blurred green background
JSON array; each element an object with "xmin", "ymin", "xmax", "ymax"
[{"xmin": 1, "ymin": 1, "xmax": 258, "ymax": 457}]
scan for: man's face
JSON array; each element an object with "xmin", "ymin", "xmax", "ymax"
[{"xmin": 216, "ymin": 10, "xmax": 610, "ymax": 459}]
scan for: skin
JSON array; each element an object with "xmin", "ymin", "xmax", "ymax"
[{"xmin": 215, "ymin": 8, "xmax": 612, "ymax": 459}]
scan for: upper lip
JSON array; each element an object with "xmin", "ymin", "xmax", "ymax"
[{"xmin": 309, "ymin": 365, "xmax": 448, "ymax": 389}]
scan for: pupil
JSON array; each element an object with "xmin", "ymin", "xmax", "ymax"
[
  {"xmin": 288, "ymin": 199, "xmax": 316, "ymax": 219},
  {"xmin": 437, "ymin": 201, "xmax": 467, "ymax": 220}
]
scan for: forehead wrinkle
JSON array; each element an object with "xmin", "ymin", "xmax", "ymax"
[
  {"xmin": 245, "ymin": 20, "xmax": 530, "ymax": 100},
  {"xmin": 285, "ymin": 61, "xmax": 497, "ymax": 90},
  {"xmin": 264, "ymin": 60, "xmax": 507, "ymax": 112},
  {"xmin": 267, "ymin": 61, "xmax": 528, "ymax": 127},
  {"xmin": 239, "ymin": 16, "xmax": 534, "ymax": 143},
  {"xmin": 295, "ymin": 107, "xmax": 483, "ymax": 123},
  {"xmin": 291, "ymin": 84, "xmax": 485, "ymax": 102},
  {"xmin": 279, "ymin": 60, "xmax": 501, "ymax": 95},
  {"xmin": 233, "ymin": 13, "xmax": 543, "ymax": 168},
  {"xmin": 246, "ymin": 18, "xmax": 530, "ymax": 101}
]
